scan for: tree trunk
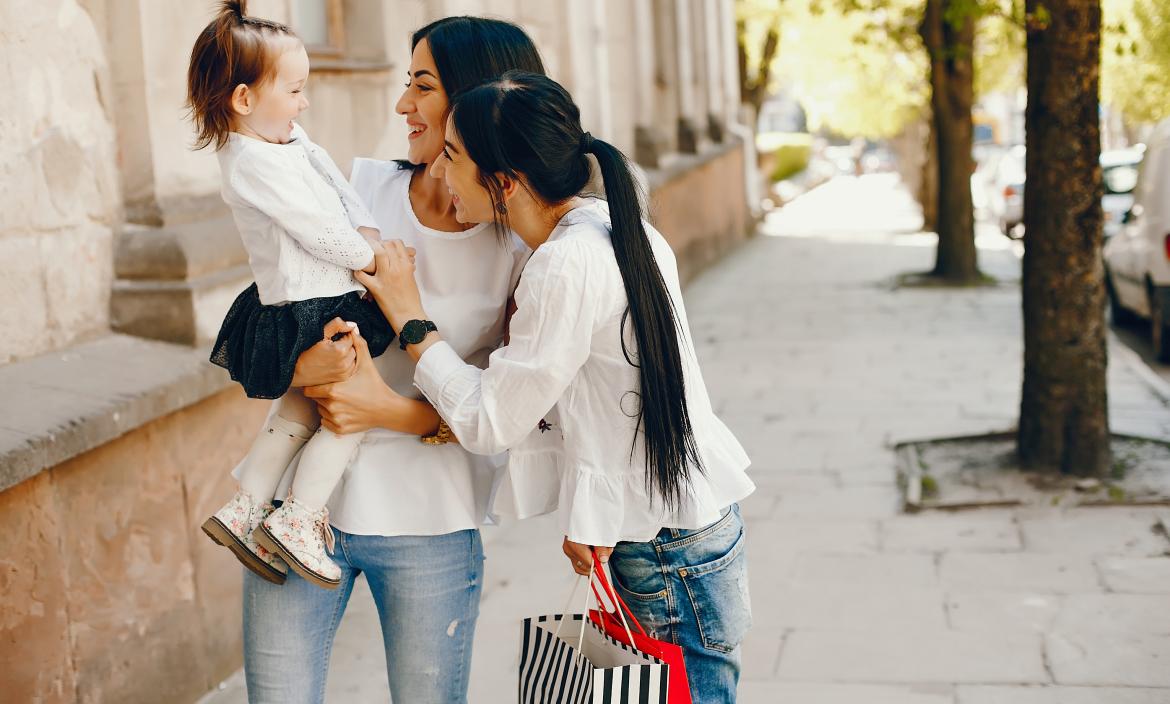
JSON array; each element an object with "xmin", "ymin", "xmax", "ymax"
[
  {"xmin": 921, "ymin": 116, "xmax": 939, "ymax": 232},
  {"xmin": 920, "ymin": 0, "xmax": 980, "ymax": 282},
  {"xmin": 738, "ymin": 19, "xmax": 780, "ymax": 118},
  {"xmin": 1018, "ymin": 0, "xmax": 1110, "ymax": 476}
]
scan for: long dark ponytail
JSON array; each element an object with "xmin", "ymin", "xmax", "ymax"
[{"xmin": 451, "ymin": 71, "xmax": 704, "ymax": 509}]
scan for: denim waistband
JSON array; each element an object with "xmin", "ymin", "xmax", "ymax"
[{"xmin": 655, "ymin": 504, "xmax": 735, "ymax": 542}]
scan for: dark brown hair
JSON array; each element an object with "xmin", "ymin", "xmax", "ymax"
[{"xmin": 186, "ymin": 0, "xmax": 299, "ymax": 150}]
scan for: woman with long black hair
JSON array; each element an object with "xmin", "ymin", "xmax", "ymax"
[{"xmin": 356, "ymin": 71, "xmax": 755, "ymax": 703}]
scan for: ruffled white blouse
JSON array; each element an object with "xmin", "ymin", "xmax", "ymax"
[
  {"xmin": 218, "ymin": 123, "xmax": 378, "ymax": 305},
  {"xmin": 415, "ymin": 200, "xmax": 754, "ymax": 546}
]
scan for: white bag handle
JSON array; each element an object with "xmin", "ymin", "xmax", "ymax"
[{"xmin": 552, "ymin": 560, "xmax": 596, "ymax": 660}]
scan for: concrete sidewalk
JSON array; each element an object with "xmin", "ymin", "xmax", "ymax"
[{"xmin": 203, "ymin": 175, "xmax": 1170, "ymax": 703}]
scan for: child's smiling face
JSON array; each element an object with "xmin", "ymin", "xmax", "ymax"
[{"xmin": 234, "ymin": 41, "xmax": 310, "ymax": 144}]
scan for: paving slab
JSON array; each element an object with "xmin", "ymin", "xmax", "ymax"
[
  {"xmin": 938, "ymin": 553, "xmax": 1103, "ymax": 593},
  {"xmin": 957, "ymin": 685, "xmax": 1170, "ymax": 704},
  {"xmin": 1052, "ymin": 594, "xmax": 1170, "ymax": 635},
  {"xmin": 741, "ymin": 682, "xmax": 955, "ymax": 704},
  {"xmin": 1096, "ymin": 556, "xmax": 1170, "ymax": 593},
  {"xmin": 1047, "ymin": 633, "xmax": 1170, "ymax": 687},
  {"xmin": 880, "ymin": 512, "xmax": 1023, "ymax": 553},
  {"xmin": 945, "ymin": 592, "xmax": 1061, "ymax": 633},
  {"xmin": 777, "ymin": 629, "xmax": 1047, "ymax": 684}
]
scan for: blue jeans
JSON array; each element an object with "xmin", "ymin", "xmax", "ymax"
[
  {"xmin": 607, "ymin": 505, "xmax": 750, "ymax": 704},
  {"xmin": 242, "ymin": 528, "xmax": 483, "ymax": 704}
]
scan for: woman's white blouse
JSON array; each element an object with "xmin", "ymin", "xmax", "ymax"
[
  {"xmin": 263, "ymin": 159, "xmax": 530, "ymax": 537},
  {"xmin": 415, "ymin": 200, "xmax": 754, "ymax": 546},
  {"xmin": 218, "ymin": 123, "xmax": 377, "ymax": 305}
]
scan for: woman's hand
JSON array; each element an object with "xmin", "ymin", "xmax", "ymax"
[
  {"xmin": 303, "ymin": 332, "xmax": 397, "ymax": 434},
  {"xmin": 354, "ymin": 239, "xmax": 427, "ymax": 331},
  {"xmin": 290, "ymin": 318, "xmax": 359, "ymax": 387},
  {"xmin": 563, "ymin": 537, "xmax": 614, "ymax": 577}
]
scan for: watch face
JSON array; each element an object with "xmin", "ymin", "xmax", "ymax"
[
  {"xmin": 401, "ymin": 320, "xmax": 423, "ymax": 343},
  {"xmin": 400, "ymin": 319, "xmax": 433, "ymax": 344}
]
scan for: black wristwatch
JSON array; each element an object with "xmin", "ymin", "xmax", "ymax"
[{"xmin": 398, "ymin": 319, "xmax": 438, "ymax": 349}]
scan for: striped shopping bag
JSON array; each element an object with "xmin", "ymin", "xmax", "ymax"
[
  {"xmin": 519, "ymin": 559, "xmax": 674, "ymax": 704},
  {"xmin": 518, "ymin": 613, "xmax": 669, "ymax": 703}
]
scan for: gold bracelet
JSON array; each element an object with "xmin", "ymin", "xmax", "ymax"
[{"xmin": 421, "ymin": 419, "xmax": 454, "ymax": 445}]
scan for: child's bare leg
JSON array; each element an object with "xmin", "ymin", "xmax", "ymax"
[{"xmin": 237, "ymin": 389, "xmax": 317, "ymax": 501}]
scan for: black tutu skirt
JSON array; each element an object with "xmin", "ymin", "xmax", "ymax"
[{"xmin": 210, "ymin": 283, "xmax": 396, "ymax": 399}]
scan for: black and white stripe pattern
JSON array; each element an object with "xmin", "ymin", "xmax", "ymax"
[{"xmin": 519, "ymin": 614, "xmax": 669, "ymax": 704}]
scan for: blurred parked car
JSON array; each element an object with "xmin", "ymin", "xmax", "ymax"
[
  {"xmin": 985, "ymin": 144, "xmax": 1026, "ymax": 238},
  {"xmin": 972, "ymin": 143, "xmax": 1008, "ymax": 216},
  {"xmin": 1101, "ymin": 146, "xmax": 1143, "ymax": 240},
  {"xmin": 1104, "ymin": 120, "xmax": 1170, "ymax": 361},
  {"xmin": 822, "ymin": 145, "xmax": 858, "ymax": 176}
]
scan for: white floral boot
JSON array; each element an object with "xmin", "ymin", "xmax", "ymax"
[
  {"xmin": 253, "ymin": 497, "xmax": 342, "ymax": 590},
  {"xmin": 201, "ymin": 490, "xmax": 288, "ymax": 585}
]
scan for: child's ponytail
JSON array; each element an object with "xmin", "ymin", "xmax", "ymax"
[{"xmin": 186, "ymin": 0, "xmax": 296, "ymax": 150}]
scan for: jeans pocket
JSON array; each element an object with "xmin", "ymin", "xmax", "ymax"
[
  {"xmin": 678, "ymin": 529, "xmax": 751, "ymax": 654},
  {"xmin": 609, "ymin": 549, "xmax": 669, "ymax": 601}
]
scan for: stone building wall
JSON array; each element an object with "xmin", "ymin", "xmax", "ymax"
[{"xmin": 0, "ymin": 0, "xmax": 120, "ymax": 364}]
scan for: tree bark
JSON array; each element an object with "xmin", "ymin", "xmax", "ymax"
[
  {"xmin": 1018, "ymin": 0, "xmax": 1110, "ymax": 476},
  {"xmin": 920, "ymin": 0, "xmax": 980, "ymax": 282},
  {"xmin": 921, "ymin": 115, "xmax": 939, "ymax": 232}
]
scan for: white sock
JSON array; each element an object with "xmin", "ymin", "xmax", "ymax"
[
  {"xmin": 290, "ymin": 428, "xmax": 365, "ymax": 511},
  {"xmin": 238, "ymin": 416, "xmax": 314, "ymax": 501}
]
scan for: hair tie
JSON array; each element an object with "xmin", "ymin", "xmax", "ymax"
[{"xmin": 580, "ymin": 131, "xmax": 595, "ymax": 154}]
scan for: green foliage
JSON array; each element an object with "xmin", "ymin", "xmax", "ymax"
[
  {"xmin": 750, "ymin": 0, "xmax": 1023, "ymax": 139},
  {"xmin": 1103, "ymin": 0, "xmax": 1170, "ymax": 124},
  {"xmin": 920, "ymin": 474, "xmax": 940, "ymax": 498},
  {"xmin": 773, "ymin": 0, "xmax": 929, "ymax": 138},
  {"xmin": 974, "ymin": 2, "xmax": 1024, "ymax": 97},
  {"xmin": 759, "ymin": 132, "xmax": 813, "ymax": 181},
  {"xmin": 737, "ymin": 0, "xmax": 786, "ymax": 108}
]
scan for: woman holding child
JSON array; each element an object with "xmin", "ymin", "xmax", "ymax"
[{"xmin": 188, "ymin": 5, "xmax": 545, "ymax": 702}]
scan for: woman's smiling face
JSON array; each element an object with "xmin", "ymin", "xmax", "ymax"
[
  {"xmin": 395, "ymin": 39, "xmax": 448, "ymax": 165},
  {"xmin": 429, "ymin": 114, "xmax": 497, "ymax": 224}
]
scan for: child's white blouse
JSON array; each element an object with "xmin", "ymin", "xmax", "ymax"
[
  {"xmin": 218, "ymin": 123, "xmax": 377, "ymax": 305},
  {"xmin": 414, "ymin": 200, "xmax": 755, "ymax": 546}
]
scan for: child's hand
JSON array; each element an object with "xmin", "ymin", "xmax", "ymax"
[{"xmin": 354, "ymin": 240, "xmax": 424, "ymax": 330}]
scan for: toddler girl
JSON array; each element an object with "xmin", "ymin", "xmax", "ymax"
[{"xmin": 186, "ymin": 0, "xmax": 396, "ymax": 589}]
